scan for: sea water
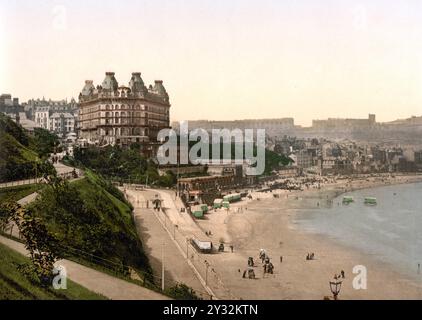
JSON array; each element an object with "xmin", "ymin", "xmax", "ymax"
[{"xmin": 295, "ymin": 182, "xmax": 422, "ymax": 279}]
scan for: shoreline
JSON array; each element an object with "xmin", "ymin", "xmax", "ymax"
[
  {"xmin": 287, "ymin": 176, "xmax": 422, "ymax": 283},
  {"xmin": 200, "ymin": 174, "xmax": 422, "ymax": 299}
]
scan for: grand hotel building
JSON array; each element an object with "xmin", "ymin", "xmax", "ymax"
[{"xmin": 78, "ymin": 71, "xmax": 170, "ymax": 156}]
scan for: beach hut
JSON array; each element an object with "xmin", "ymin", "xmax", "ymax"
[
  {"xmin": 191, "ymin": 205, "xmax": 204, "ymax": 218},
  {"xmin": 364, "ymin": 197, "xmax": 377, "ymax": 205},
  {"xmin": 213, "ymin": 198, "xmax": 223, "ymax": 209},
  {"xmin": 232, "ymin": 193, "xmax": 241, "ymax": 202},
  {"xmin": 223, "ymin": 195, "xmax": 231, "ymax": 202},
  {"xmin": 342, "ymin": 196, "xmax": 354, "ymax": 204},
  {"xmin": 200, "ymin": 204, "xmax": 209, "ymax": 213},
  {"xmin": 223, "ymin": 193, "xmax": 241, "ymax": 203},
  {"xmin": 222, "ymin": 201, "xmax": 230, "ymax": 209}
]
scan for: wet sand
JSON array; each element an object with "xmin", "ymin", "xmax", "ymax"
[{"xmin": 198, "ymin": 174, "xmax": 422, "ymax": 299}]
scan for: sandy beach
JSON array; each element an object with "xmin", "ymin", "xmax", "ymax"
[{"xmin": 196, "ymin": 174, "xmax": 422, "ymax": 299}]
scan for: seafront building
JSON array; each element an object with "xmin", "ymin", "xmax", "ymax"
[{"xmin": 78, "ymin": 72, "xmax": 171, "ymax": 157}]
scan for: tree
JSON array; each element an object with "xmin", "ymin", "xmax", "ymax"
[
  {"xmin": 0, "ymin": 201, "xmax": 62, "ymax": 285},
  {"xmin": 165, "ymin": 283, "xmax": 201, "ymax": 300},
  {"xmin": 32, "ymin": 128, "xmax": 60, "ymax": 158}
]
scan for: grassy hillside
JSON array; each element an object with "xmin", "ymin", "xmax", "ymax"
[
  {"xmin": 0, "ymin": 243, "xmax": 106, "ymax": 300},
  {"xmin": 27, "ymin": 171, "xmax": 152, "ymax": 280},
  {"xmin": 0, "ymin": 184, "xmax": 44, "ymax": 203},
  {"xmin": 0, "ymin": 113, "xmax": 57, "ymax": 182}
]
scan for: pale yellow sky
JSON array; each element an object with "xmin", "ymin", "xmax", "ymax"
[{"xmin": 1, "ymin": 0, "xmax": 422, "ymax": 126}]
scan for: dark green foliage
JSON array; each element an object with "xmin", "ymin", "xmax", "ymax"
[
  {"xmin": 0, "ymin": 113, "xmax": 57, "ymax": 182},
  {"xmin": 263, "ymin": 148, "xmax": 292, "ymax": 175},
  {"xmin": 0, "ymin": 113, "xmax": 29, "ymax": 146},
  {"xmin": 31, "ymin": 128, "xmax": 60, "ymax": 158},
  {"xmin": 165, "ymin": 283, "xmax": 201, "ymax": 300},
  {"xmin": 72, "ymin": 145, "xmax": 174, "ymax": 187},
  {"xmin": 190, "ymin": 141, "xmax": 292, "ymax": 176},
  {"xmin": 0, "ymin": 201, "xmax": 62, "ymax": 284},
  {"xmin": 160, "ymin": 170, "xmax": 177, "ymax": 187}
]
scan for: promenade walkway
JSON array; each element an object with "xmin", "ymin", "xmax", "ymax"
[{"xmin": 0, "ymin": 235, "xmax": 169, "ymax": 300}]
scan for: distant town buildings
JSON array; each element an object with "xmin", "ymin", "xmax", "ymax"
[
  {"xmin": 3, "ymin": 87, "xmax": 422, "ymax": 174},
  {"xmin": 49, "ymin": 112, "xmax": 75, "ymax": 134},
  {"xmin": 24, "ymin": 98, "xmax": 78, "ymax": 136},
  {"xmin": 272, "ymin": 135, "xmax": 422, "ymax": 175},
  {"xmin": 172, "ymin": 118, "xmax": 295, "ymax": 137},
  {"xmin": 289, "ymin": 150, "xmax": 314, "ymax": 169},
  {"xmin": 0, "ymin": 94, "xmax": 22, "ymax": 115},
  {"xmin": 78, "ymin": 72, "xmax": 171, "ymax": 156},
  {"xmin": 25, "ymin": 97, "xmax": 78, "ymax": 118},
  {"xmin": 312, "ymin": 114, "xmax": 376, "ymax": 130},
  {"xmin": 0, "ymin": 94, "xmax": 79, "ymax": 137},
  {"xmin": 178, "ymin": 175, "xmax": 237, "ymax": 205},
  {"xmin": 34, "ymin": 106, "xmax": 49, "ymax": 129}
]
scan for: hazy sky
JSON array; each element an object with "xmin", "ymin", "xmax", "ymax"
[{"xmin": 1, "ymin": 0, "xmax": 422, "ymax": 126}]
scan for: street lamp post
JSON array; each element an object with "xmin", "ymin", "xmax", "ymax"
[
  {"xmin": 329, "ymin": 280, "xmax": 342, "ymax": 300},
  {"xmin": 176, "ymin": 163, "xmax": 180, "ymax": 198},
  {"xmin": 186, "ymin": 237, "xmax": 190, "ymax": 259},
  {"xmin": 204, "ymin": 260, "xmax": 210, "ymax": 286},
  {"xmin": 161, "ymin": 242, "xmax": 165, "ymax": 291}
]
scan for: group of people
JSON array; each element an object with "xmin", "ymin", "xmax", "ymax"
[
  {"xmin": 218, "ymin": 243, "xmax": 234, "ymax": 253},
  {"xmin": 234, "ymin": 206, "xmax": 246, "ymax": 213},
  {"xmin": 242, "ymin": 269, "xmax": 256, "ymax": 279},
  {"xmin": 241, "ymin": 248, "xmax": 276, "ymax": 279},
  {"xmin": 259, "ymin": 249, "xmax": 274, "ymax": 275},
  {"xmin": 306, "ymin": 252, "xmax": 315, "ymax": 260},
  {"xmin": 50, "ymin": 155, "xmax": 61, "ymax": 164},
  {"xmin": 259, "ymin": 249, "xmax": 268, "ymax": 263},
  {"xmin": 263, "ymin": 259, "xmax": 274, "ymax": 275}
]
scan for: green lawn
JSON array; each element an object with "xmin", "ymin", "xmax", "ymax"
[
  {"xmin": 0, "ymin": 242, "xmax": 107, "ymax": 300},
  {"xmin": 0, "ymin": 184, "xmax": 44, "ymax": 203}
]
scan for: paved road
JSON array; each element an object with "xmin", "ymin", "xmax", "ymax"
[
  {"xmin": 0, "ymin": 178, "xmax": 43, "ymax": 189},
  {"xmin": 0, "ymin": 162, "xmax": 80, "ymax": 189},
  {"xmin": 0, "ymin": 235, "xmax": 169, "ymax": 300},
  {"xmin": 53, "ymin": 162, "xmax": 76, "ymax": 175},
  {"xmin": 132, "ymin": 188, "xmax": 235, "ymax": 299},
  {"xmin": 126, "ymin": 189, "xmax": 207, "ymax": 297},
  {"xmin": 3, "ymin": 192, "xmax": 40, "ymax": 239},
  {"xmin": 17, "ymin": 192, "xmax": 39, "ymax": 206}
]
